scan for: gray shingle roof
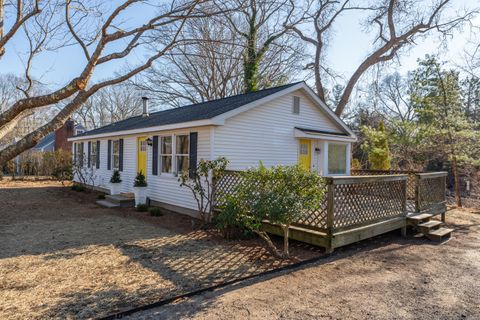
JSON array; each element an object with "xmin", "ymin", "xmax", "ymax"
[
  {"xmin": 34, "ymin": 132, "xmax": 55, "ymax": 150},
  {"xmin": 76, "ymin": 82, "xmax": 302, "ymax": 137}
]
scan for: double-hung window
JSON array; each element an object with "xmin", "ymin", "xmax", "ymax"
[
  {"xmin": 112, "ymin": 140, "xmax": 120, "ymax": 170},
  {"xmin": 328, "ymin": 143, "xmax": 347, "ymax": 175},
  {"xmin": 76, "ymin": 142, "xmax": 84, "ymax": 167},
  {"xmin": 91, "ymin": 141, "xmax": 97, "ymax": 168},
  {"xmin": 175, "ymin": 134, "xmax": 189, "ymax": 173},
  {"xmin": 160, "ymin": 136, "xmax": 172, "ymax": 173}
]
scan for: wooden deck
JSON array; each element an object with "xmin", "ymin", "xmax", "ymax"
[{"xmin": 214, "ymin": 171, "xmax": 449, "ymax": 252}]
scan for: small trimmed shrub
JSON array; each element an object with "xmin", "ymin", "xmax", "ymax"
[
  {"xmin": 110, "ymin": 170, "xmax": 122, "ymax": 183},
  {"xmin": 134, "ymin": 171, "xmax": 148, "ymax": 187},
  {"xmin": 136, "ymin": 204, "xmax": 149, "ymax": 212},
  {"xmin": 71, "ymin": 184, "xmax": 85, "ymax": 192},
  {"xmin": 97, "ymin": 194, "xmax": 106, "ymax": 200},
  {"xmin": 149, "ymin": 207, "xmax": 163, "ymax": 217}
]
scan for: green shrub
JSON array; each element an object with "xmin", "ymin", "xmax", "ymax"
[
  {"xmin": 149, "ymin": 207, "xmax": 163, "ymax": 217},
  {"xmin": 218, "ymin": 163, "xmax": 325, "ymax": 258},
  {"xmin": 110, "ymin": 170, "xmax": 122, "ymax": 183},
  {"xmin": 214, "ymin": 201, "xmax": 249, "ymax": 239},
  {"xmin": 134, "ymin": 171, "xmax": 147, "ymax": 187},
  {"xmin": 136, "ymin": 204, "xmax": 149, "ymax": 212}
]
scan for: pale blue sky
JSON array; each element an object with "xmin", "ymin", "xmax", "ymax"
[{"xmin": 1, "ymin": 0, "xmax": 478, "ymax": 90}]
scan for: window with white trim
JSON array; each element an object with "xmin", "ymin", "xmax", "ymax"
[
  {"xmin": 76, "ymin": 142, "xmax": 84, "ymax": 166},
  {"xmin": 328, "ymin": 143, "xmax": 347, "ymax": 174},
  {"xmin": 91, "ymin": 141, "xmax": 97, "ymax": 168},
  {"xmin": 112, "ymin": 140, "xmax": 120, "ymax": 170},
  {"xmin": 160, "ymin": 136, "xmax": 172, "ymax": 173},
  {"xmin": 175, "ymin": 134, "xmax": 189, "ymax": 173}
]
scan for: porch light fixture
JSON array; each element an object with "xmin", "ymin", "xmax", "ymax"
[{"xmin": 146, "ymin": 137, "xmax": 153, "ymax": 146}]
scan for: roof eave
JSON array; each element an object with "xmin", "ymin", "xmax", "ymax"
[{"xmin": 68, "ymin": 119, "xmax": 221, "ymax": 141}]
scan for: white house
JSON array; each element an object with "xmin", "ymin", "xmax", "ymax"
[{"xmin": 69, "ymin": 81, "xmax": 357, "ymax": 216}]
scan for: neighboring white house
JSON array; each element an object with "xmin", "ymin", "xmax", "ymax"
[{"xmin": 69, "ymin": 82, "xmax": 357, "ymax": 216}]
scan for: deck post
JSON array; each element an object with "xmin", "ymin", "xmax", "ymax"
[
  {"xmin": 441, "ymin": 174, "xmax": 447, "ymax": 223},
  {"xmin": 414, "ymin": 174, "xmax": 421, "ymax": 213},
  {"xmin": 401, "ymin": 178, "xmax": 408, "ymax": 238},
  {"xmin": 325, "ymin": 178, "xmax": 335, "ymax": 253}
]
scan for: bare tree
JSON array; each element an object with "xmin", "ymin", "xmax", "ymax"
[
  {"xmin": 134, "ymin": 16, "xmax": 245, "ymax": 107},
  {"xmin": 219, "ymin": 0, "xmax": 309, "ymax": 93},
  {"xmin": 292, "ymin": 0, "xmax": 478, "ymax": 116},
  {"xmin": 75, "ymin": 83, "xmax": 144, "ymax": 129},
  {"xmin": 0, "ymin": 0, "xmax": 214, "ymax": 166},
  {"xmin": 136, "ymin": 1, "xmax": 307, "ymax": 107},
  {"xmin": 0, "ymin": 0, "xmax": 42, "ymax": 57}
]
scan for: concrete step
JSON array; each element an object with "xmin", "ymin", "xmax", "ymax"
[
  {"xmin": 105, "ymin": 194, "xmax": 135, "ymax": 207},
  {"xmin": 418, "ymin": 220, "xmax": 443, "ymax": 234},
  {"xmin": 407, "ymin": 213, "xmax": 433, "ymax": 225},
  {"xmin": 426, "ymin": 227, "xmax": 453, "ymax": 242},
  {"xmin": 96, "ymin": 200, "xmax": 120, "ymax": 208}
]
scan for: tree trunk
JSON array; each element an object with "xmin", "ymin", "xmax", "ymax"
[
  {"xmin": 314, "ymin": 46, "xmax": 325, "ymax": 102},
  {"xmin": 0, "ymin": 0, "xmax": 4, "ymax": 57},
  {"xmin": 253, "ymin": 230, "xmax": 284, "ymax": 258},
  {"xmin": 452, "ymin": 155, "xmax": 462, "ymax": 207},
  {"xmin": 0, "ymin": 109, "xmax": 34, "ymax": 140}
]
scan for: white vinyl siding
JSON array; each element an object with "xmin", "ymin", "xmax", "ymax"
[{"xmin": 213, "ymin": 90, "xmax": 346, "ymax": 171}]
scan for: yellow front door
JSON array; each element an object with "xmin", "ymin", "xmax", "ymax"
[
  {"xmin": 137, "ymin": 137, "xmax": 147, "ymax": 177},
  {"xmin": 298, "ymin": 139, "xmax": 311, "ymax": 170}
]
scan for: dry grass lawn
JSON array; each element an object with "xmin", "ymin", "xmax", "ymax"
[{"xmin": 0, "ymin": 180, "xmax": 319, "ymax": 319}]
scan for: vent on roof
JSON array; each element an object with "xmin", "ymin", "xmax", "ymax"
[{"xmin": 293, "ymin": 96, "xmax": 300, "ymax": 114}]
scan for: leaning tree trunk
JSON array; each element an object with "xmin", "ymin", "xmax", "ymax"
[
  {"xmin": 452, "ymin": 155, "xmax": 462, "ymax": 208},
  {"xmin": 253, "ymin": 230, "xmax": 284, "ymax": 258}
]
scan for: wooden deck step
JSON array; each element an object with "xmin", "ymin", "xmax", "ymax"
[
  {"xmin": 418, "ymin": 220, "xmax": 443, "ymax": 234},
  {"xmin": 407, "ymin": 213, "xmax": 433, "ymax": 225},
  {"xmin": 105, "ymin": 194, "xmax": 135, "ymax": 207},
  {"xmin": 426, "ymin": 227, "xmax": 453, "ymax": 242},
  {"xmin": 96, "ymin": 200, "xmax": 120, "ymax": 208}
]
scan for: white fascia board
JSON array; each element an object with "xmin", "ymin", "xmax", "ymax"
[
  {"xmin": 68, "ymin": 119, "xmax": 218, "ymax": 142},
  {"xmin": 294, "ymin": 128, "xmax": 357, "ymax": 142}
]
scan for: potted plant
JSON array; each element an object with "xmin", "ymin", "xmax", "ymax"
[
  {"xmin": 109, "ymin": 170, "xmax": 122, "ymax": 195},
  {"xmin": 133, "ymin": 171, "xmax": 148, "ymax": 206}
]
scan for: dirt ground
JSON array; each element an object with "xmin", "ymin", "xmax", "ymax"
[
  {"xmin": 1, "ymin": 181, "xmax": 480, "ymax": 319},
  {"xmin": 132, "ymin": 208, "xmax": 480, "ymax": 320},
  {"xmin": 0, "ymin": 180, "xmax": 319, "ymax": 319}
]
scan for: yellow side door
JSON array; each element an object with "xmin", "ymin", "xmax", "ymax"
[
  {"xmin": 298, "ymin": 139, "xmax": 311, "ymax": 171},
  {"xmin": 137, "ymin": 137, "xmax": 147, "ymax": 177}
]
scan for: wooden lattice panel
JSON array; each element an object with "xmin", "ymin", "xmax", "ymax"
[
  {"xmin": 332, "ymin": 179, "xmax": 406, "ymax": 231},
  {"xmin": 294, "ymin": 182, "xmax": 328, "ymax": 231},
  {"xmin": 213, "ymin": 171, "xmax": 329, "ymax": 231},
  {"xmin": 352, "ymin": 170, "xmax": 420, "ymax": 213},
  {"xmin": 213, "ymin": 171, "xmax": 244, "ymax": 208},
  {"xmin": 418, "ymin": 176, "xmax": 446, "ymax": 211}
]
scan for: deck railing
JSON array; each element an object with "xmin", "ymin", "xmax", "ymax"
[
  {"xmin": 213, "ymin": 171, "xmax": 409, "ymax": 234},
  {"xmin": 351, "ymin": 169, "xmax": 447, "ymax": 214}
]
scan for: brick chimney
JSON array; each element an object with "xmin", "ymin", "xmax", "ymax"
[{"xmin": 54, "ymin": 119, "xmax": 75, "ymax": 151}]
